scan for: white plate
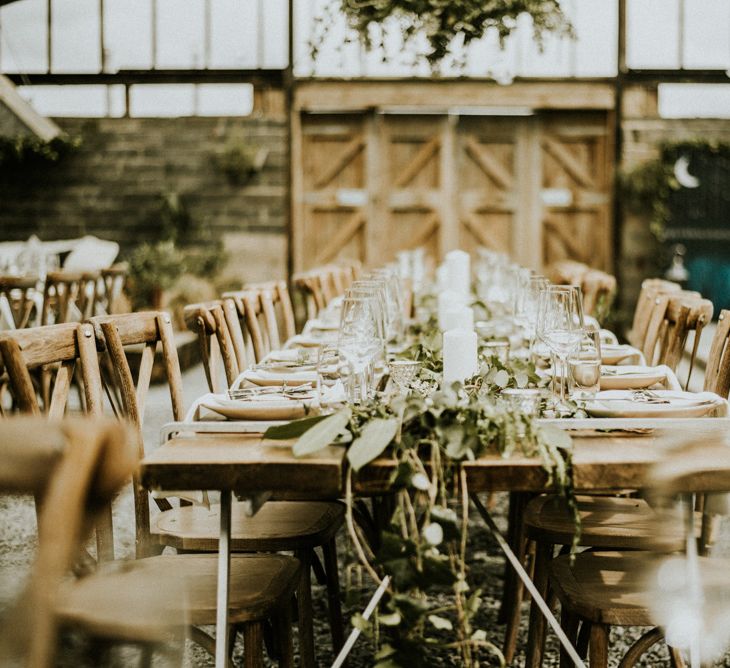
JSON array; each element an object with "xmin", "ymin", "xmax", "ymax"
[
  {"xmin": 599, "ymin": 365, "xmax": 666, "ymax": 390},
  {"xmin": 586, "ymin": 390, "xmax": 724, "ymax": 419},
  {"xmin": 601, "ymin": 345, "xmax": 637, "ymax": 365},
  {"xmin": 201, "ymin": 396, "xmax": 313, "ymax": 421},
  {"xmin": 240, "ymin": 369, "xmax": 317, "ymax": 387}
]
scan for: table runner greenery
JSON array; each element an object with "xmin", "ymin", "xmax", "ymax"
[{"xmin": 265, "ymin": 319, "xmax": 578, "ymax": 667}]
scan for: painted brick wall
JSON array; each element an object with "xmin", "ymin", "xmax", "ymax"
[{"xmin": 0, "ymin": 115, "xmax": 288, "ymax": 280}]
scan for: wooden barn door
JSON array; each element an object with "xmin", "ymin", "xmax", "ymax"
[
  {"xmin": 539, "ymin": 111, "xmax": 613, "ymax": 271},
  {"xmin": 293, "ymin": 110, "xmax": 613, "ymax": 273}
]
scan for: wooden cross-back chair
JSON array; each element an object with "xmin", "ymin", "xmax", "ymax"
[
  {"xmin": 97, "ymin": 262, "xmax": 129, "ymax": 316},
  {"xmin": 545, "ymin": 260, "xmax": 589, "ymax": 287},
  {"xmin": 0, "ymin": 417, "xmax": 136, "ymax": 668},
  {"xmin": 41, "ymin": 270, "xmax": 99, "ymax": 325},
  {"xmin": 580, "ymin": 269, "xmax": 616, "ymax": 321},
  {"xmin": 94, "ymin": 311, "xmax": 345, "ymax": 664},
  {"xmin": 0, "ymin": 274, "xmax": 40, "ymax": 329},
  {"xmin": 244, "ymin": 280, "xmax": 297, "ymax": 343},
  {"xmin": 627, "ymin": 278, "xmax": 682, "ymax": 349},
  {"xmin": 704, "ymin": 310, "xmax": 730, "ymax": 398},
  {"xmin": 222, "ymin": 288, "xmax": 272, "ymax": 364},
  {"xmin": 546, "ymin": 440, "xmax": 730, "ymax": 668},
  {"xmin": 184, "ymin": 301, "xmax": 240, "ymax": 393},
  {"xmin": 642, "ymin": 293, "xmax": 713, "ymax": 382},
  {"xmin": 292, "ymin": 270, "xmax": 328, "ymax": 321},
  {"xmin": 88, "ymin": 311, "xmax": 306, "ymax": 664}
]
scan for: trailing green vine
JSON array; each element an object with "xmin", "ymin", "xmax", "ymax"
[
  {"xmin": 310, "ymin": 0, "xmax": 574, "ymax": 69},
  {"xmin": 265, "ymin": 315, "xmax": 578, "ymax": 666},
  {"xmin": 620, "ymin": 139, "xmax": 730, "ymax": 240}
]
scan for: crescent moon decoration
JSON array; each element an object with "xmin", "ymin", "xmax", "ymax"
[{"xmin": 674, "ymin": 155, "xmax": 700, "ymax": 189}]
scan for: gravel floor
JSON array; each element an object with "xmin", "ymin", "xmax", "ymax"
[{"xmin": 2, "ymin": 363, "xmax": 730, "ymax": 667}]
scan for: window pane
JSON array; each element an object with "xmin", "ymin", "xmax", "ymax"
[
  {"xmin": 211, "ymin": 0, "xmax": 257, "ymax": 68},
  {"xmin": 0, "ymin": 0, "xmax": 48, "ymax": 73},
  {"xmin": 196, "ymin": 84, "xmax": 253, "ymax": 115},
  {"xmin": 104, "ymin": 0, "xmax": 152, "ymax": 70},
  {"xmin": 659, "ymin": 84, "xmax": 730, "ymax": 119},
  {"xmin": 573, "ymin": 0, "xmax": 617, "ymax": 76},
  {"xmin": 684, "ymin": 0, "xmax": 730, "ymax": 68},
  {"xmin": 156, "ymin": 0, "xmax": 205, "ymax": 68},
  {"xmin": 51, "ymin": 0, "xmax": 100, "ymax": 72},
  {"xmin": 627, "ymin": 0, "xmax": 680, "ymax": 68},
  {"xmin": 130, "ymin": 84, "xmax": 195, "ymax": 116},
  {"xmin": 18, "ymin": 85, "xmax": 109, "ymax": 116}
]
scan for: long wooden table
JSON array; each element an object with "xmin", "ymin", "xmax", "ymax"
[{"xmin": 140, "ymin": 420, "xmax": 730, "ymax": 667}]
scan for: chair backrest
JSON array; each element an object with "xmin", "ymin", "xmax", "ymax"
[
  {"xmin": 644, "ymin": 295, "xmax": 713, "ymax": 382},
  {"xmin": 640, "ymin": 290, "xmax": 700, "ymax": 363},
  {"xmin": 223, "ymin": 289, "xmax": 273, "ymax": 363},
  {"xmin": 244, "ymin": 280, "xmax": 297, "ymax": 343},
  {"xmin": 41, "ymin": 270, "xmax": 99, "ymax": 325},
  {"xmin": 90, "ymin": 311, "xmax": 184, "ymax": 557},
  {"xmin": 545, "ymin": 260, "xmax": 589, "ymax": 286},
  {"xmin": 628, "ymin": 278, "xmax": 682, "ymax": 348},
  {"xmin": 0, "ymin": 417, "xmax": 135, "ymax": 668},
  {"xmin": 580, "ymin": 269, "xmax": 616, "ymax": 321},
  {"xmin": 0, "ymin": 323, "xmax": 113, "ymax": 561},
  {"xmin": 0, "ymin": 275, "xmax": 40, "ymax": 329},
  {"xmin": 97, "ymin": 262, "xmax": 129, "ymax": 316},
  {"xmin": 183, "ymin": 301, "xmax": 239, "ymax": 392},
  {"xmin": 0, "ymin": 322, "xmax": 103, "ymax": 420},
  {"xmin": 292, "ymin": 271, "xmax": 327, "ymax": 320},
  {"xmin": 704, "ymin": 310, "xmax": 730, "ymax": 397}
]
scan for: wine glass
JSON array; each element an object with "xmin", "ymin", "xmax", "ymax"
[
  {"xmin": 337, "ymin": 296, "xmax": 384, "ymax": 403},
  {"xmin": 345, "ymin": 286, "xmax": 388, "ymax": 368},
  {"xmin": 516, "ymin": 275, "xmax": 550, "ymax": 347},
  {"xmin": 537, "ymin": 286, "xmax": 584, "ymax": 401}
]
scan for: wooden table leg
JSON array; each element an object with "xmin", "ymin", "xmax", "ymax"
[{"xmin": 215, "ymin": 489, "xmax": 232, "ymax": 668}]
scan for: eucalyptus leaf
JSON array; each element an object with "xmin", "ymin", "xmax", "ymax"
[
  {"xmin": 428, "ymin": 614, "xmax": 453, "ymax": 631},
  {"xmin": 263, "ymin": 414, "xmax": 329, "ymax": 440},
  {"xmin": 539, "ymin": 424, "xmax": 573, "ymax": 450},
  {"xmin": 347, "ymin": 417, "xmax": 399, "ymax": 471},
  {"xmin": 292, "ymin": 408, "xmax": 352, "ymax": 457}
]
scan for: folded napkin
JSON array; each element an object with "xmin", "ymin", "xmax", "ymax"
[
  {"xmin": 304, "ymin": 318, "xmax": 340, "ymax": 332},
  {"xmin": 601, "ymin": 344, "xmax": 646, "ymax": 366},
  {"xmin": 233, "ymin": 368, "xmax": 317, "ymax": 388},
  {"xmin": 185, "ymin": 391, "xmax": 316, "ymax": 422},
  {"xmin": 285, "ymin": 334, "xmax": 330, "ymax": 348},
  {"xmin": 265, "ymin": 348, "xmax": 313, "ymax": 363},
  {"xmin": 600, "ymin": 365, "xmax": 682, "ymax": 392}
]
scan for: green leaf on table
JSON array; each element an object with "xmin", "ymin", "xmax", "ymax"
[
  {"xmin": 539, "ymin": 424, "xmax": 573, "ymax": 450},
  {"xmin": 292, "ymin": 408, "xmax": 352, "ymax": 457},
  {"xmin": 263, "ymin": 414, "xmax": 329, "ymax": 440},
  {"xmin": 428, "ymin": 614, "xmax": 453, "ymax": 631},
  {"xmin": 347, "ymin": 417, "xmax": 399, "ymax": 471}
]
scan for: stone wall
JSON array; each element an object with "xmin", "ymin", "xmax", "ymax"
[
  {"xmin": 618, "ymin": 110, "xmax": 730, "ymax": 321},
  {"xmin": 0, "ymin": 115, "xmax": 288, "ymax": 284}
]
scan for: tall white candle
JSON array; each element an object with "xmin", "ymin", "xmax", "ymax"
[
  {"xmin": 436, "ymin": 264, "xmax": 449, "ymax": 292},
  {"xmin": 443, "ymin": 328, "xmax": 478, "ymax": 386},
  {"xmin": 445, "ymin": 250, "xmax": 471, "ymax": 296},
  {"xmin": 437, "ymin": 289, "xmax": 468, "ymax": 330},
  {"xmin": 441, "ymin": 305, "xmax": 474, "ymax": 332}
]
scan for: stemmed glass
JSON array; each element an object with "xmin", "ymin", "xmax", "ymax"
[
  {"xmin": 337, "ymin": 296, "xmax": 384, "ymax": 403},
  {"xmin": 537, "ymin": 286, "xmax": 585, "ymax": 401},
  {"xmin": 516, "ymin": 275, "xmax": 550, "ymax": 348}
]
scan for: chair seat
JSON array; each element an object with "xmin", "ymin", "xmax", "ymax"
[
  {"xmin": 152, "ymin": 500, "xmax": 345, "ymax": 551},
  {"xmin": 57, "ymin": 554, "xmax": 300, "ymax": 642},
  {"xmin": 524, "ymin": 494, "xmax": 686, "ymax": 551},
  {"xmin": 549, "ymin": 551, "xmax": 730, "ymax": 628},
  {"xmin": 549, "ymin": 551, "xmax": 658, "ymax": 626}
]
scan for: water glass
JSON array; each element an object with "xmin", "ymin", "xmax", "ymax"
[
  {"xmin": 316, "ymin": 345, "xmax": 345, "ymax": 410},
  {"xmin": 568, "ymin": 328, "xmax": 602, "ymax": 401},
  {"xmin": 338, "ymin": 296, "xmax": 383, "ymax": 403},
  {"xmin": 501, "ymin": 388, "xmax": 542, "ymax": 417}
]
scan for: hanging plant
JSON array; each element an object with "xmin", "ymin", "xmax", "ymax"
[
  {"xmin": 213, "ymin": 141, "xmax": 268, "ymax": 186},
  {"xmin": 620, "ymin": 139, "xmax": 730, "ymax": 240},
  {"xmin": 0, "ymin": 134, "xmax": 81, "ymax": 181},
  {"xmin": 311, "ymin": 0, "xmax": 574, "ymax": 69}
]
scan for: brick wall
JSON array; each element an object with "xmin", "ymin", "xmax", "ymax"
[
  {"xmin": 0, "ymin": 115, "xmax": 288, "ymax": 283},
  {"xmin": 618, "ymin": 113, "xmax": 730, "ymax": 320}
]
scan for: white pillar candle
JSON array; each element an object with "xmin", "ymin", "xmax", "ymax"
[
  {"xmin": 441, "ymin": 305, "xmax": 474, "ymax": 332},
  {"xmin": 445, "ymin": 250, "xmax": 471, "ymax": 296},
  {"xmin": 443, "ymin": 328, "xmax": 478, "ymax": 386},
  {"xmin": 438, "ymin": 289, "xmax": 468, "ymax": 330}
]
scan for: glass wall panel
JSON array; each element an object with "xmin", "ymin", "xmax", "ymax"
[
  {"xmin": 627, "ymin": 0, "xmax": 680, "ymax": 68},
  {"xmin": 51, "ymin": 0, "xmax": 99, "ymax": 72},
  {"xmin": 104, "ymin": 0, "xmax": 152, "ymax": 70},
  {"xmin": 156, "ymin": 0, "xmax": 205, "ymax": 68},
  {"xmin": 0, "ymin": 0, "xmax": 48, "ymax": 73}
]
